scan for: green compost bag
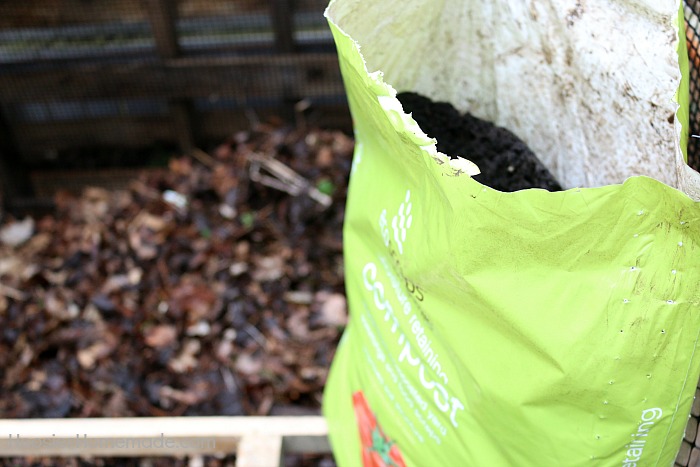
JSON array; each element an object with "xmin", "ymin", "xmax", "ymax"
[{"xmin": 323, "ymin": 0, "xmax": 700, "ymax": 465}]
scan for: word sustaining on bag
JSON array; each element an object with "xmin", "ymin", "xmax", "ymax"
[{"xmin": 621, "ymin": 407, "xmax": 663, "ymax": 466}]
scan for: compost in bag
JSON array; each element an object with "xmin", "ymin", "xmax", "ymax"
[
  {"xmin": 396, "ymin": 92, "xmax": 562, "ymax": 191},
  {"xmin": 324, "ymin": 0, "xmax": 700, "ymax": 466}
]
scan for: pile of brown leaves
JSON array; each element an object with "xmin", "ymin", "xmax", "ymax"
[{"xmin": 0, "ymin": 123, "xmax": 353, "ymax": 428}]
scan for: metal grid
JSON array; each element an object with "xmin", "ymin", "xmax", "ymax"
[
  {"xmin": 676, "ymin": 9, "xmax": 700, "ymax": 465},
  {"xmin": 0, "ymin": 0, "xmax": 348, "ymax": 207},
  {"xmin": 686, "ymin": 0, "xmax": 700, "ymax": 172}
]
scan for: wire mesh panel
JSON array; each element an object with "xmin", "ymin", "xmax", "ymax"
[
  {"xmin": 0, "ymin": 0, "xmax": 348, "ymax": 203},
  {"xmin": 0, "ymin": 1, "xmax": 162, "ymax": 151},
  {"xmin": 686, "ymin": 0, "xmax": 700, "ymax": 173}
]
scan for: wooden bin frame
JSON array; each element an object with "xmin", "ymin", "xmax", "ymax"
[{"xmin": 0, "ymin": 416, "xmax": 330, "ymax": 466}]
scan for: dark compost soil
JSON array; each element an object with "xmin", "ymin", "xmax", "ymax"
[{"xmin": 396, "ymin": 92, "xmax": 562, "ymax": 192}]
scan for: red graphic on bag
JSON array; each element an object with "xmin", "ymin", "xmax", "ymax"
[{"xmin": 352, "ymin": 390, "xmax": 407, "ymax": 467}]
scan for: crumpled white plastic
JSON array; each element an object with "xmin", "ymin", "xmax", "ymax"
[{"xmin": 328, "ymin": 0, "xmax": 700, "ymax": 197}]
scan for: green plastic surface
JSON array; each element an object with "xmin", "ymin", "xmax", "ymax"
[{"xmin": 324, "ymin": 2, "xmax": 700, "ymax": 466}]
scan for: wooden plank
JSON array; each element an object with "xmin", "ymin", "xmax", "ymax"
[
  {"xmin": 197, "ymin": 106, "xmax": 353, "ymax": 137},
  {"xmin": 145, "ymin": 0, "xmax": 181, "ymax": 58},
  {"xmin": 0, "ymin": 54, "xmax": 343, "ymax": 103},
  {"xmin": 270, "ymin": 0, "xmax": 298, "ymax": 122},
  {"xmin": 13, "ymin": 106, "xmax": 352, "ymax": 157},
  {"xmin": 236, "ymin": 435, "xmax": 283, "ymax": 467},
  {"xmin": 170, "ymin": 99, "xmax": 196, "ymax": 152},
  {"xmin": 283, "ymin": 433, "xmax": 334, "ymax": 455},
  {"xmin": 144, "ymin": 0, "xmax": 195, "ymax": 152},
  {"xmin": 13, "ymin": 116, "xmax": 176, "ymax": 155},
  {"xmin": 0, "ymin": 13, "xmax": 333, "ymax": 66},
  {"xmin": 0, "ymin": 416, "xmax": 329, "ymax": 457},
  {"xmin": 0, "ymin": 108, "xmax": 34, "ymax": 206},
  {"xmin": 30, "ymin": 168, "xmax": 162, "ymax": 198},
  {"xmin": 271, "ymin": 0, "xmax": 295, "ymax": 53},
  {"xmin": 0, "ymin": 437, "xmax": 238, "ymax": 457}
]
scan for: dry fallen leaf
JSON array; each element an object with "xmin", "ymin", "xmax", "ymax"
[
  {"xmin": 234, "ymin": 353, "xmax": 263, "ymax": 376},
  {"xmin": 216, "ymin": 338, "xmax": 234, "ymax": 362},
  {"xmin": 0, "ymin": 124, "xmax": 352, "ymax": 424},
  {"xmin": 315, "ymin": 146, "xmax": 333, "ymax": 168},
  {"xmin": 103, "ymin": 389, "xmax": 129, "ymax": 417},
  {"xmin": 287, "ymin": 311, "xmax": 309, "ymax": 339},
  {"xmin": 20, "ymin": 231, "xmax": 51, "ymax": 256},
  {"xmin": 44, "ymin": 290, "xmax": 80, "ymax": 321},
  {"xmin": 283, "ymin": 290, "xmax": 314, "ymax": 305},
  {"xmin": 168, "ymin": 339, "xmax": 200, "ymax": 373},
  {"xmin": 77, "ymin": 336, "xmax": 117, "ymax": 370},
  {"xmin": 186, "ymin": 320, "xmax": 211, "ymax": 337},
  {"xmin": 81, "ymin": 187, "xmax": 111, "ymax": 223},
  {"xmin": 318, "ymin": 292, "xmax": 348, "ymax": 327},
  {"xmin": 143, "ymin": 324, "xmax": 178, "ymax": 348},
  {"xmin": 0, "ymin": 256, "xmax": 21, "ymax": 277},
  {"xmin": 127, "ymin": 212, "xmax": 171, "ymax": 260},
  {"xmin": 0, "ymin": 218, "xmax": 34, "ymax": 247},
  {"xmin": 252, "ymin": 255, "xmax": 285, "ymax": 282},
  {"xmin": 159, "ymin": 385, "xmax": 206, "ymax": 405},
  {"xmin": 169, "ymin": 279, "xmax": 218, "ymax": 322}
]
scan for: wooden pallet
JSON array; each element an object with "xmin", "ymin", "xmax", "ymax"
[{"xmin": 0, "ymin": 416, "xmax": 330, "ymax": 467}]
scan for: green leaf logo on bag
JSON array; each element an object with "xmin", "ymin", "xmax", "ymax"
[
  {"xmin": 387, "ymin": 190, "xmax": 412, "ymax": 255},
  {"xmin": 323, "ymin": 0, "xmax": 700, "ymax": 466}
]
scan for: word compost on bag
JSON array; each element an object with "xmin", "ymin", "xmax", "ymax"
[{"xmin": 322, "ymin": 0, "xmax": 700, "ymax": 466}]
